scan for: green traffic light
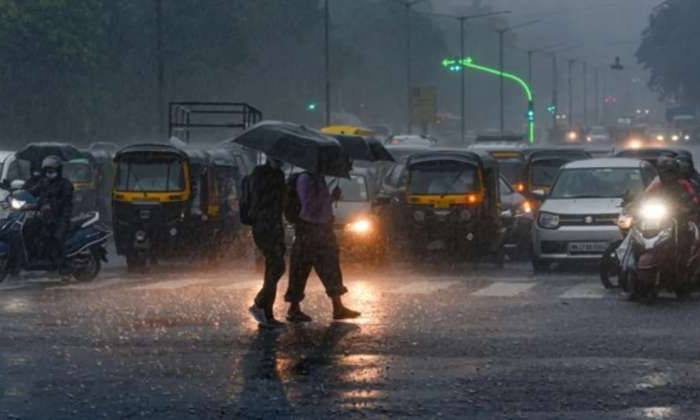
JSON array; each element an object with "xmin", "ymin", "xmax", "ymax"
[{"xmin": 307, "ymin": 103, "xmax": 318, "ymax": 111}]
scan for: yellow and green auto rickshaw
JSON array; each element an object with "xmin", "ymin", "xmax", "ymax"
[
  {"xmin": 112, "ymin": 144, "xmax": 243, "ymax": 269},
  {"xmin": 401, "ymin": 150, "xmax": 505, "ymax": 260},
  {"xmin": 63, "ymin": 158, "xmax": 100, "ymax": 216}
]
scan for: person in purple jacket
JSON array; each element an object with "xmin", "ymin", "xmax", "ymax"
[{"xmin": 284, "ymin": 171, "xmax": 361, "ymax": 322}]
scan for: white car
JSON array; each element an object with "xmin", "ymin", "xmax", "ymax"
[{"xmin": 532, "ymin": 158, "xmax": 657, "ymax": 271}]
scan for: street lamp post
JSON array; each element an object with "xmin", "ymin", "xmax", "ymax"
[
  {"xmin": 496, "ymin": 20, "xmax": 540, "ymax": 136},
  {"xmin": 583, "ymin": 61, "xmax": 588, "ymax": 128},
  {"xmin": 324, "ymin": 0, "xmax": 331, "ymax": 126}
]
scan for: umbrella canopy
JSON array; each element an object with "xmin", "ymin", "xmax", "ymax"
[
  {"xmin": 233, "ymin": 121, "xmax": 351, "ymax": 177},
  {"xmin": 16, "ymin": 142, "xmax": 87, "ymax": 172},
  {"xmin": 332, "ymin": 135, "xmax": 395, "ymax": 162}
]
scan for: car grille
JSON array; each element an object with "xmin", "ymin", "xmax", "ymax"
[{"xmin": 558, "ymin": 213, "xmax": 618, "ymax": 226}]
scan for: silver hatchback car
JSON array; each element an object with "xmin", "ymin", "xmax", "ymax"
[{"xmin": 532, "ymin": 158, "xmax": 657, "ymax": 271}]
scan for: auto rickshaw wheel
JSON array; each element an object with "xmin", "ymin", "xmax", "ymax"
[{"xmin": 126, "ymin": 252, "xmax": 148, "ymax": 273}]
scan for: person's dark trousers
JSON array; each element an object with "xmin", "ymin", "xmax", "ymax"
[
  {"xmin": 285, "ymin": 220, "xmax": 348, "ymax": 303},
  {"xmin": 51, "ymin": 222, "xmax": 69, "ymax": 270},
  {"xmin": 252, "ymin": 222, "xmax": 286, "ymax": 312}
]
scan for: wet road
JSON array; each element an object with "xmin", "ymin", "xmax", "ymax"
[{"xmin": 1, "ymin": 257, "xmax": 700, "ymax": 420}]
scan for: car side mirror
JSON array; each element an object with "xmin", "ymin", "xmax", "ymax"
[
  {"xmin": 10, "ymin": 180, "xmax": 25, "ymax": 191},
  {"xmin": 531, "ymin": 189, "xmax": 547, "ymax": 200}
]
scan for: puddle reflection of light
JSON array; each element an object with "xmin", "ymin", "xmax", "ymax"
[
  {"xmin": 4, "ymin": 384, "xmax": 28, "ymax": 398},
  {"xmin": 338, "ymin": 354, "xmax": 387, "ymax": 409},
  {"xmin": 641, "ymin": 407, "xmax": 675, "ymax": 419},
  {"xmin": 3, "ymin": 353, "xmax": 31, "ymax": 367},
  {"xmin": 345, "ymin": 281, "xmax": 379, "ymax": 325},
  {"xmin": 1, "ymin": 297, "xmax": 31, "ymax": 313}
]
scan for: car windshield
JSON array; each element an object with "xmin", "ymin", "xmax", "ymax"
[
  {"xmin": 530, "ymin": 159, "xmax": 569, "ymax": 189},
  {"xmin": 408, "ymin": 161, "xmax": 479, "ymax": 195},
  {"xmin": 116, "ymin": 157, "xmax": 185, "ymax": 192},
  {"xmin": 550, "ymin": 168, "xmax": 645, "ymax": 199},
  {"xmin": 334, "ymin": 175, "xmax": 369, "ymax": 202},
  {"xmin": 63, "ymin": 162, "xmax": 91, "ymax": 183}
]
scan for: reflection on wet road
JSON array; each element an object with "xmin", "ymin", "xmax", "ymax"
[{"xmin": 2, "ymin": 262, "xmax": 700, "ymax": 419}]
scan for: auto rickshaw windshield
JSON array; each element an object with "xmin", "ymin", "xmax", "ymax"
[
  {"xmin": 530, "ymin": 158, "xmax": 569, "ymax": 190},
  {"xmin": 63, "ymin": 161, "xmax": 91, "ymax": 183},
  {"xmin": 116, "ymin": 156, "xmax": 185, "ymax": 192},
  {"xmin": 409, "ymin": 161, "xmax": 479, "ymax": 195}
]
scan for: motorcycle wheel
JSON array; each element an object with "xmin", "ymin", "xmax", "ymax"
[
  {"xmin": 600, "ymin": 241, "xmax": 622, "ymax": 289},
  {"xmin": 72, "ymin": 250, "xmax": 101, "ymax": 282},
  {"xmin": 0, "ymin": 256, "xmax": 8, "ymax": 283}
]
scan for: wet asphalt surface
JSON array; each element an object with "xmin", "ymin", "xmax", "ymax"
[{"xmin": 3, "ymin": 249, "xmax": 700, "ymax": 420}]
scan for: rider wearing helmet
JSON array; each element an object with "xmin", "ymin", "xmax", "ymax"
[{"xmin": 34, "ymin": 156, "xmax": 74, "ymax": 272}]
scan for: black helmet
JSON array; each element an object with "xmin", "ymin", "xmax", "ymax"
[
  {"xmin": 41, "ymin": 155, "xmax": 62, "ymax": 172},
  {"xmin": 657, "ymin": 156, "xmax": 680, "ymax": 179}
]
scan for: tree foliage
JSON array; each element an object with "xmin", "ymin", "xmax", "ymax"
[{"xmin": 637, "ymin": 0, "xmax": 700, "ymax": 104}]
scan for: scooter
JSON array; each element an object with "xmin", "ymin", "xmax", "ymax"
[
  {"xmin": 625, "ymin": 198, "xmax": 700, "ymax": 301},
  {"xmin": 0, "ymin": 190, "xmax": 112, "ymax": 282}
]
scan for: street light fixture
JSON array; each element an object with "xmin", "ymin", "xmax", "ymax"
[{"xmin": 496, "ymin": 20, "xmax": 540, "ymax": 136}]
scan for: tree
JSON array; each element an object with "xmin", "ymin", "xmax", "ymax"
[{"xmin": 637, "ymin": 0, "xmax": 700, "ymax": 105}]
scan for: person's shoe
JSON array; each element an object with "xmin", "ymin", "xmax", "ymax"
[
  {"xmin": 286, "ymin": 310, "xmax": 313, "ymax": 323},
  {"xmin": 333, "ymin": 306, "xmax": 361, "ymax": 320},
  {"xmin": 248, "ymin": 305, "xmax": 268, "ymax": 325}
]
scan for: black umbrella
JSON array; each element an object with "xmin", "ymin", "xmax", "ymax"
[
  {"xmin": 332, "ymin": 135, "xmax": 395, "ymax": 162},
  {"xmin": 16, "ymin": 142, "xmax": 86, "ymax": 171},
  {"xmin": 233, "ymin": 121, "xmax": 351, "ymax": 177}
]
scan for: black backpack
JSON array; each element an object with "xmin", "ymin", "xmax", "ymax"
[
  {"xmin": 284, "ymin": 172, "xmax": 303, "ymax": 224},
  {"xmin": 239, "ymin": 175, "xmax": 254, "ymax": 225}
]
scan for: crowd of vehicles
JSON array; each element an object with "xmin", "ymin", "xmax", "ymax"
[{"xmin": 3, "ymin": 107, "xmax": 700, "ymax": 305}]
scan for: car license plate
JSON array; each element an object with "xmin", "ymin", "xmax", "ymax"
[{"xmin": 568, "ymin": 241, "xmax": 608, "ymax": 254}]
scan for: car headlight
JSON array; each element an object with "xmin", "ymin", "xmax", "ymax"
[
  {"xmin": 567, "ymin": 131, "xmax": 578, "ymax": 141},
  {"xmin": 639, "ymin": 201, "xmax": 668, "ymax": 221},
  {"xmin": 672, "ymin": 135, "xmax": 680, "ymax": 142},
  {"xmin": 10, "ymin": 198, "xmax": 26, "ymax": 210},
  {"xmin": 656, "ymin": 135, "xmax": 665, "ymax": 142},
  {"xmin": 684, "ymin": 134, "xmax": 691, "ymax": 141},
  {"xmin": 538, "ymin": 212, "xmax": 560, "ymax": 229},
  {"xmin": 346, "ymin": 218, "xmax": 372, "ymax": 235},
  {"xmin": 586, "ymin": 136, "xmax": 592, "ymax": 142},
  {"xmin": 617, "ymin": 214, "xmax": 633, "ymax": 230}
]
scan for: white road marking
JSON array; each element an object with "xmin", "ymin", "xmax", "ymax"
[
  {"xmin": 129, "ymin": 278, "xmax": 214, "ymax": 291},
  {"xmin": 560, "ymin": 283, "xmax": 611, "ymax": 299},
  {"xmin": 472, "ymin": 282, "xmax": 536, "ymax": 297},
  {"xmin": 394, "ymin": 280, "xmax": 460, "ymax": 295}
]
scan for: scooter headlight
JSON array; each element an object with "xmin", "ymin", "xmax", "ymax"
[
  {"xmin": 639, "ymin": 201, "xmax": 668, "ymax": 221},
  {"xmin": 10, "ymin": 198, "xmax": 26, "ymax": 210}
]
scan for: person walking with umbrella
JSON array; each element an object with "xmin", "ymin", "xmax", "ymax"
[
  {"xmin": 284, "ymin": 169, "xmax": 361, "ymax": 322},
  {"xmin": 247, "ymin": 157, "xmax": 287, "ymax": 328}
]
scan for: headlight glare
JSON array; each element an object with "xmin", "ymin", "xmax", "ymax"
[
  {"xmin": 347, "ymin": 219, "xmax": 372, "ymax": 234},
  {"xmin": 639, "ymin": 201, "xmax": 668, "ymax": 221},
  {"xmin": 10, "ymin": 198, "xmax": 26, "ymax": 210}
]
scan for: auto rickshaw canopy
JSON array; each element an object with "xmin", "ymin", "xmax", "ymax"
[{"xmin": 321, "ymin": 125, "xmax": 375, "ymax": 137}]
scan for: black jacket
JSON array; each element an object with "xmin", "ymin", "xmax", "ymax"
[
  {"xmin": 35, "ymin": 176, "xmax": 74, "ymax": 226},
  {"xmin": 249, "ymin": 164, "xmax": 286, "ymax": 224}
]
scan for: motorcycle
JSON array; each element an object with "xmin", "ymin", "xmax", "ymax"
[
  {"xmin": 624, "ymin": 198, "xmax": 700, "ymax": 301},
  {"xmin": 0, "ymin": 190, "xmax": 112, "ymax": 282}
]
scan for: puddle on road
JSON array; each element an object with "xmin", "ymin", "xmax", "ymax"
[{"xmin": 0, "ymin": 297, "xmax": 32, "ymax": 313}]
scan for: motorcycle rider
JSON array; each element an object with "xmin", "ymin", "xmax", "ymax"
[
  {"xmin": 30, "ymin": 156, "xmax": 74, "ymax": 272},
  {"xmin": 677, "ymin": 155, "xmax": 700, "ymax": 195}
]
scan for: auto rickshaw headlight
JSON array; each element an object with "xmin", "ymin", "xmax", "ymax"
[
  {"xmin": 346, "ymin": 218, "xmax": 372, "ymax": 235},
  {"xmin": 135, "ymin": 230, "xmax": 147, "ymax": 241},
  {"xmin": 413, "ymin": 210, "xmax": 425, "ymax": 222},
  {"xmin": 460, "ymin": 210, "xmax": 471, "ymax": 222},
  {"xmin": 169, "ymin": 227, "xmax": 178, "ymax": 237}
]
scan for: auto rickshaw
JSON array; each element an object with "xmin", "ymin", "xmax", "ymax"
[
  {"xmin": 520, "ymin": 148, "xmax": 591, "ymax": 204},
  {"xmin": 63, "ymin": 158, "xmax": 99, "ymax": 215},
  {"xmin": 400, "ymin": 150, "xmax": 504, "ymax": 260},
  {"xmin": 112, "ymin": 143, "xmax": 243, "ymax": 269}
]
